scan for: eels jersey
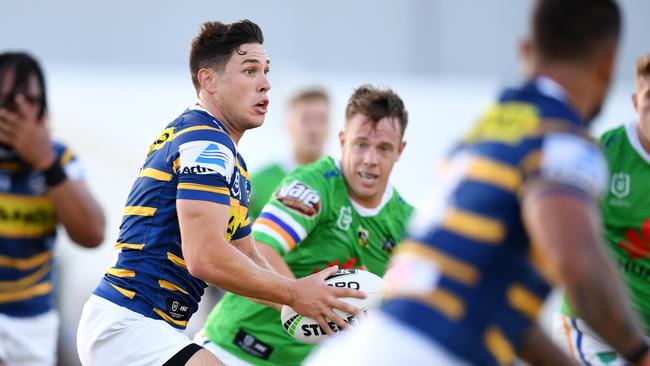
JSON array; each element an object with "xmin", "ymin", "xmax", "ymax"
[
  {"xmin": 93, "ymin": 105, "xmax": 251, "ymax": 329},
  {"xmin": 562, "ymin": 121, "xmax": 650, "ymax": 333},
  {"xmin": 203, "ymin": 156, "xmax": 413, "ymax": 366},
  {"xmin": 0, "ymin": 142, "xmax": 85, "ymax": 317},
  {"xmin": 381, "ymin": 77, "xmax": 608, "ymax": 366}
]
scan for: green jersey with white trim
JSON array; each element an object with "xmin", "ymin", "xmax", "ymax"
[
  {"xmin": 249, "ymin": 162, "xmax": 289, "ymax": 222},
  {"xmin": 562, "ymin": 121, "xmax": 650, "ymax": 333},
  {"xmin": 202, "ymin": 156, "xmax": 413, "ymax": 366}
]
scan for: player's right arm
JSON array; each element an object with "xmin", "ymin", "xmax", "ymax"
[
  {"xmin": 521, "ymin": 133, "xmax": 650, "ymax": 365},
  {"xmin": 255, "ymin": 241, "xmax": 295, "ymax": 279},
  {"xmin": 178, "ymin": 200, "xmax": 361, "ymax": 333},
  {"xmin": 516, "ymin": 323, "xmax": 580, "ymax": 366}
]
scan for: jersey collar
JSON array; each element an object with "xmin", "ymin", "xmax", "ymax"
[
  {"xmin": 189, "ymin": 103, "xmax": 228, "ymax": 132},
  {"xmin": 335, "ymin": 160, "xmax": 394, "ymax": 217},
  {"xmin": 625, "ymin": 120, "xmax": 650, "ymax": 164},
  {"xmin": 534, "ymin": 76, "xmax": 568, "ymax": 104}
]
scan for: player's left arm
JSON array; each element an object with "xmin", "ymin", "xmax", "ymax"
[
  {"xmin": 516, "ymin": 323, "xmax": 579, "ymax": 366},
  {"xmin": 0, "ymin": 97, "xmax": 105, "ymax": 247},
  {"xmin": 522, "ymin": 133, "xmax": 649, "ymax": 364},
  {"xmin": 232, "ymin": 234, "xmax": 292, "ymax": 311},
  {"xmin": 231, "ymin": 234, "xmax": 293, "ymax": 277},
  {"xmin": 47, "ymin": 178, "xmax": 105, "ymax": 247}
]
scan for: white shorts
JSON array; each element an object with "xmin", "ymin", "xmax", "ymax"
[
  {"xmin": 0, "ymin": 310, "xmax": 59, "ymax": 366},
  {"xmin": 77, "ymin": 294, "xmax": 193, "ymax": 366},
  {"xmin": 552, "ymin": 312, "xmax": 629, "ymax": 366},
  {"xmin": 194, "ymin": 330, "xmax": 254, "ymax": 366},
  {"xmin": 305, "ymin": 312, "xmax": 470, "ymax": 366}
]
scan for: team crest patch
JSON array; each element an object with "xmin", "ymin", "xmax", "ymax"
[
  {"xmin": 275, "ymin": 180, "xmax": 321, "ymax": 217},
  {"xmin": 357, "ymin": 226, "xmax": 369, "ymax": 248},
  {"xmin": 610, "ymin": 172, "xmax": 629, "ymax": 199}
]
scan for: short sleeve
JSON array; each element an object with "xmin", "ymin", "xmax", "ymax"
[
  {"xmin": 173, "ymin": 127, "xmax": 235, "ymax": 205},
  {"xmin": 253, "ymin": 173, "xmax": 326, "ymax": 255},
  {"xmin": 534, "ymin": 133, "xmax": 608, "ymax": 199}
]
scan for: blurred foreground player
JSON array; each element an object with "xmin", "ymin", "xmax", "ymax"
[
  {"xmin": 308, "ymin": 1, "xmax": 650, "ymax": 365},
  {"xmin": 76, "ymin": 20, "xmax": 362, "ymax": 366},
  {"xmin": 0, "ymin": 52, "xmax": 105, "ymax": 366},
  {"xmin": 553, "ymin": 53, "xmax": 650, "ymax": 366}
]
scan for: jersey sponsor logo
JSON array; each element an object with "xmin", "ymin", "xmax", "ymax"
[
  {"xmin": 464, "ymin": 102, "xmax": 539, "ymax": 144},
  {"xmin": 148, "ymin": 127, "xmax": 175, "ymax": 155},
  {"xmin": 165, "ymin": 297, "xmax": 191, "ymax": 322},
  {"xmin": 0, "ymin": 195, "xmax": 56, "ymax": 237},
  {"xmin": 179, "ymin": 140, "xmax": 233, "ymax": 178},
  {"xmin": 357, "ymin": 226, "xmax": 369, "ymax": 248},
  {"xmin": 382, "ymin": 238, "xmax": 396, "ymax": 254},
  {"xmin": 179, "ymin": 165, "xmax": 215, "ymax": 174},
  {"xmin": 337, "ymin": 206, "xmax": 353, "ymax": 230},
  {"xmin": 234, "ymin": 329, "xmax": 273, "ymax": 359},
  {"xmin": 619, "ymin": 218, "xmax": 650, "ymax": 260},
  {"xmin": 610, "ymin": 172, "xmax": 630, "ymax": 199},
  {"xmin": 195, "ymin": 143, "xmax": 228, "ymax": 168},
  {"xmin": 275, "ymin": 180, "xmax": 321, "ymax": 217},
  {"xmin": 618, "ymin": 258, "xmax": 650, "ymax": 281}
]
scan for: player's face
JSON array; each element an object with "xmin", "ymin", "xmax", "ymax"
[
  {"xmin": 634, "ymin": 76, "xmax": 650, "ymax": 144},
  {"xmin": 0, "ymin": 70, "xmax": 43, "ymax": 113},
  {"xmin": 213, "ymin": 43, "xmax": 270, "ymax": 131},
  {"xmin": 339, "ymin": 113, "xmax": 405, "ymax": 208},
  {"xmin": 288, "ymin": 99, "xmax": 330, "ymax": 162}
]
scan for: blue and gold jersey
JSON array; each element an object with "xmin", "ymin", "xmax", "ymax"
[
  {"xmin": 382, "ymin": 78, "xmax": 608, "ymax": 365},
  {"xmin": 0, "ymin": 142, "xmax": 85, "ymax": 317},
  {"xmin": 94, "ymin": 105, "xmax": 251, "ymax": 329}
]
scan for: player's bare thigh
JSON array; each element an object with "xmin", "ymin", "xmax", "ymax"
[{"xmin": 185, "ymin": 348, "xmax": 226, "ymax": 366}]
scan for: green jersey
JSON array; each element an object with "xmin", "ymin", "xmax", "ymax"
[
  {"xmin": 203, "ymin": 156, "xmax": 413, "ymax": 366},
  {"xmin": 562, "ymin": 121, "xmax": 650, "ymax": 333},
  {"xmin": 249, "ymin": 162, "xmax": 291, "ymax": 222}
]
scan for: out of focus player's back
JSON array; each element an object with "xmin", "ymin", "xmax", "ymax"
[{"xmin": 306, "ymin": 1, "xmax": 650, "ymax": 365}]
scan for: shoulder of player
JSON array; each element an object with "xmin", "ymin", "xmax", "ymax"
[
  {"xmin": 533, "ymin": 131, "xmax": 608, "ymax": 198},
  {"xmin": 287, "ymin": 156, "xmax": 339, "ymax": 188},
  {"xmin": 171, "ymin": 114, "xmax": 236, "ymax": 152},
  {"xmin": 50, "ymin": 140, "xmax": 79, "ymax": 163},
  {"xmin": 274, "ymin": 157, "xmax": 339, "ymax": 208},
  {"xmin": 389, "ymin": 188, "xmax": 414, "ymax": 216},
  {"xmin": 598, "ymin": 123, "xmax": 627, "ymax": 149}
]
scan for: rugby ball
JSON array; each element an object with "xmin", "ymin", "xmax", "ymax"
[{"xmin": 280, "ymin": 269, "xmax": 385, "ymax": 344}]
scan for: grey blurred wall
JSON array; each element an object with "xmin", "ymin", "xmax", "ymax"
[{"xmin": 2, "ymin": 0, "xmax": 648, "ymax": 81}]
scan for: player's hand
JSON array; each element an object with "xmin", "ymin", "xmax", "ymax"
[
  {"xmin": 288, "ymin": 265, "xmax": 366, "ymax": 336},
  {"xmin": 0, "ymin": 94, "xmax": 55, "ymax": 170}
]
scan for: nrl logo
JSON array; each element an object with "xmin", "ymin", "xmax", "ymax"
[
  {"xmin": 275, "ymin": 180, "xmax": 321, "ymax": 217},
  {"xmin": 610, "ymin": 172, "xmax": 629, "ymax": 199}
]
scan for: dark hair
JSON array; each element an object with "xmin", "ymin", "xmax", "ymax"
[
  {"xmin": 189, "ymin": 19, "xmax": 264, "ymax": 91},
  {"xmin": 532, "ymin": 0, "xmax": 621, "ymax": 61},
  {"xmin": 636, "ymin": 53, "xmax": 650, "ymax": 79},
  {"xmin": 345, "ymin": 84, "xmax": 408, "ymax": 138},
  {"xmin": 0, "ymin": 51, "xmax": 47, "ymax": 119},
  {"xmin": 289, "ymin": 87, "xmax": 329, "ymax": 108}
]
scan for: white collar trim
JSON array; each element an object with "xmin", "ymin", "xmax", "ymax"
[
  {"xmin": 335, "ymin": 160, "xmax": 394, "ymax": 217},
  {"xmin": 535, "ymin": 76, "xmax": 568, "ymax": 104},
  {"xmin": 625, "ymin": 120, "xmax": 650, "ymax": 164}
]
